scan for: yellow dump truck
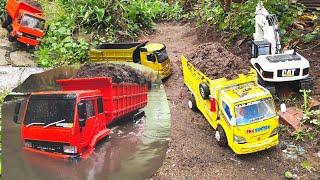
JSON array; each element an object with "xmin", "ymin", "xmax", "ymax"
[
  {"xmin": 181, "ymin": 56, "xmax": 279, "ymax": 154},
  {"xmin": 89, "ymin": 42, "xmax": 171, "ymax": 79}
]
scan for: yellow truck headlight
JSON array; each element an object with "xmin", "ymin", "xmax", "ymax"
[
  {"xmin": 270, "ymin": 127, "xmax": 279, "ymax": 137},
  {"xmin": 63, "ymin": 145, "xmax": 77, "ymax": 154},
  {"xmin": 233, "ymin": 135, "xmax": 246, "ymax": 144}
]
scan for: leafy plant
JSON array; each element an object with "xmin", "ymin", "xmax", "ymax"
[
  {"xmin": 294, "ymin": 90, "xmax": 320, "ymax": 143},
  {"xmin": 196, "ymin": 0, "xmax": 305, "ymax": 43},
  {"xmin": 35, "ymin": 0, "xmax": 183, "ymax": 67}
]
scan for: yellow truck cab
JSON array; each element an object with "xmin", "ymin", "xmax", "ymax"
[
  {"xmin": 181, "ymin": 56, "xmax": 279, "ymax": 154},
  {"xmin": 89, "ymin": 41, "xmax": 171, "ymax": 79}
]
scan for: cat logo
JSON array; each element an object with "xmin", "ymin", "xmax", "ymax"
[{"xmin": 282, "ymin": 69, "xmax": 295, "ymax": 77}]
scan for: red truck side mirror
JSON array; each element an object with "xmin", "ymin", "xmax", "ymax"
[
  {"xmin": 13, "ymin": 102, "xmax": 21, "ymax": 124},
  {"xmin": 78, "ymin": 102, "xmax": 87, "ymax": 127}
]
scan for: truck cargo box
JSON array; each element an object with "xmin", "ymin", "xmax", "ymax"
[{"xmin": 57, "ymin": 77, "xmax": 148, "ymax": 125}]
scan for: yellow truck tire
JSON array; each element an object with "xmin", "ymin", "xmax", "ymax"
[
  {"xmin": 199, "ymin": 83, "xmax": 210, "ymax": 100},
  {"xmin": 215, "ymin": 126, "xmax": 228, "ymax": 147},
  {"xmin": 188, "ymin": 95, "xmax": 198, "ymax": 112}
]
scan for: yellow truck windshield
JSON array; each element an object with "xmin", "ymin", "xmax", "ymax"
[
  {"xmin": 155, "ymin": 48, "xmax": 168, "ymax": 63},
  {"xmin": 235, "ymin": 98, "xmax": 275, "ymax": 125}
]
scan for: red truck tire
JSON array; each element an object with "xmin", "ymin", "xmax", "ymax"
[{"xmin": 1, "ymin": 13, "xmax": 12, "ymax": 28}]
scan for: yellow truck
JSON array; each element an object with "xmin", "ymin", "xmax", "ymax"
[
  {"xmin": 181, "ymin": 56, "xmax": 279, "ymax": 154},
  {"xmin": 89, "ymin": 41, "xmax": 171, "ymax": 79}
]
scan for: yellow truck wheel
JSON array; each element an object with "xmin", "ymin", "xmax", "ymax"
[
  {"xmin": 215, "ymin": 126, "xmax": 228, "ymax": 147},
  {"xmin": 199, "ymin": 83, "xmax": 210, "ymax": 100},
  {"xmin": 188, "ymin": 95, "xmax": 198, "ymax": 112}
]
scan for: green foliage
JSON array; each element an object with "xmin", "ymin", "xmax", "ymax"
[
  {"xmin": 196, "ymin": 0, "xmax": 305, "ymax": 43},
  {"xmin": 294, "ymin": 90, "xmax": 320, "ymax": 143},
  {"xmin": 284, "ymin": 171, "xmax": 293, "ymax": 179},
  {"xmin": 0, "ymin": 0, "xmax": 6, "ymax": 16},
  {"xmin": 35, "ymin": 0, "xmax": 183, "ymax": 67}
]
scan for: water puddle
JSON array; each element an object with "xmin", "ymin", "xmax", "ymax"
[{"xmin": 1, "ymin": 66, "xmax": 170, "ymax": 180}]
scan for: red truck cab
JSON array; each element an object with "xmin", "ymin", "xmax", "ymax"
[
  {"xmin": 2, "ymin": 0, "xmax": 45, "ymax": 46},
  {"xmin": 17, "ymin": 77, "xmax": 148, "ymax": 159}
]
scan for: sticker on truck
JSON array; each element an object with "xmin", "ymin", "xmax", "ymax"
[{"xmin": 246, "ymin": 125, "xmax": 270, "ymax": 134}]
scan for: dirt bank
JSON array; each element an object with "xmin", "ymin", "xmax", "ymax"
[
  {"xmin": 144, "ymin": 23, "xmax": 320, "ymax": 179},
  {"xmin": 72, "ymin": 63, "xmax": 147, "ymax": 84},
  {"xmin": 188, "ymin": 42, "xmax": 250, "ymax": 79}
]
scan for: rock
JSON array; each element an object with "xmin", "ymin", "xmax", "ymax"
[
  {"xmin": 278, "ymin": 107, "xmax": 304, "ymax": 132},
  {"xmin": 0, "ymin": 49, "xmax": 8, "ymax": 66},
  {"xmin": 9, "ymin": 51, "xmax": 36, "ymax": 67}
]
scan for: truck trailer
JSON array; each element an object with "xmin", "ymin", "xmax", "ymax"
[
  {"xmin": 89, "ymin": 42, "xmax": 171, "ymax": 79},
  {"xmin": 15, "ymin": 77, "xmax": 148, "ymax": 159}
]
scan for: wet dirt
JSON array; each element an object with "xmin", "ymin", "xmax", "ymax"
[
  {"xmin": 188, "ymin": 42, "xmax": 250, "ymax": 80},
  {"xmin": 2, "ymin": 84, "xmax": 170, "ymax": 180},
  {"xmin": 73, "ymin": 63, "xmax": 147, "ymax": 84},
  {"xmin": 0, "ymin": 27, "xmax": 36, "ymax": 67},
  {"xmin": 143, "ymin": 23, "xmax": 320, "ymax": 179}
]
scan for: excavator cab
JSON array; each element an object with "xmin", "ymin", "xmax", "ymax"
[{"xmin": 251, "ymin": 40, "xmax": 271, "ymax": 58}]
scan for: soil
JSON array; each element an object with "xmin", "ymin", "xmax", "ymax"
[
  {"xmin": 143, "ymin": 23, "xmax": 320, "ymax": 179},
  {"xmin": 188, "ymin": 42, "xmax": 250, "ymax": 79},
  {"xmin": 72, "ymin": 63, "xmax": 147, "ymax": 84}
]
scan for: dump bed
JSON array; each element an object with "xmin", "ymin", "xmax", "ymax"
[
  {"xmin": 89, "ymin": 42, "xmax": 147, "ymax": 62},
  {"xmin": 6, "ymin": 0, "xmax": 42, "ymax": 18},
  {"xmin": 181, "ymin": 55, "xmax": 257, "ymax": 99},
  {"xmin": 57, "ymin": 77, "xmax": 148, "ymax": 125}
]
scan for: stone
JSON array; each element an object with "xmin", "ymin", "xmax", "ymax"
[{"xmin": 278, "ymin": 107, "xmax": 303, "ymax": 132}]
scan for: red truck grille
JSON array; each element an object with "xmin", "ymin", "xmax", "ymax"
[
  {"xmin": 23, "ymin": 33, "xmax": 37, "ymax": 40},
  {"xmin": 26, "ymin": 140, "xmax": 68, "ymax": 154}
]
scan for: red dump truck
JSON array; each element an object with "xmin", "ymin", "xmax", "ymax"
[
  {"xmin": 1, "ymin": 0, "xmax": 45, "ymax": 46},
  {"xmin": 14, "ymin": 77, "xmax": 147, "ymax": 159}
]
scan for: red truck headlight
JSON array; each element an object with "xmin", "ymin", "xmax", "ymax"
[{"xmin": 63, "ymin": 145, "xmax": 77, "ymax": 154}]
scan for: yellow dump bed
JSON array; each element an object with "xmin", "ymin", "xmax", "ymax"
[
  {"xmin": 181, "ymin": 55, "xmax": 257, "ymax": 99},
  {"xmin": 89, "ymin": 42, "xmax": 145, "ymax": 62}
]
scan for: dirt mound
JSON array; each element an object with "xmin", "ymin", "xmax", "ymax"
[
  {"xmin": 72, "ymin": 63, "xmax": 147, "ymax": 84},
  {"xmin": 188, "ymin": 42, "xmax": 251, "ymax": 80},
  {"xmin": 22, "ymin": 0, "xmax": 42, "ymax": 10}
]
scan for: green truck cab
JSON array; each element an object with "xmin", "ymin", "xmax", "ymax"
[{"xmin": 89, "ymin": 42, "xmax": 171, "ymax": 79}]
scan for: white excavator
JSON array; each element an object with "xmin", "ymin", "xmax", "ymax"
[{"xmin": 250, "ymin": 2, "xmax": 313, "ymax": 94}]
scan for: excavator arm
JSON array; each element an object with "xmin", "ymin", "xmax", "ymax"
[{"xmin": 253, "ymin": 2, "xmax": 281, "ymax": 54}]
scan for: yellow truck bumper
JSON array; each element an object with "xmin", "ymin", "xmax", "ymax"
[
  {"xmin": 230, "ymin": 134, "xmax": 279, "ymax": 154},
  {"xmin": 159, "ymin": 63, "xmax": 171, "ymax": 79}
]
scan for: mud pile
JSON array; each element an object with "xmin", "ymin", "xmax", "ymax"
[
  {"xmin": 73, "ymin": 63, "xmax": 147, "ymax": 84},
  {"xmin": 188, "ymin": 42, "xmax": 250, "ymax": 80}
]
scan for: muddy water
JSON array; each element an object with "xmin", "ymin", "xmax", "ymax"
[
  {"xmin": 2, "ymin": 66, "xmax": 170, "ymax": 180},
  {"xmin": 2, "ymin": 88, "xmax": 170, "ymax": 180}
]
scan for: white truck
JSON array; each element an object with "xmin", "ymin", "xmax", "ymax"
[{"xmin": 250, "ymin": 2, "xmax": 313, "ymax": 94}]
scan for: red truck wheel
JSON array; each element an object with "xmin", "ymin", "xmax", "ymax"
[
  {"xmin": 215, "ymin": 126, "xmax": 228, "ymax": 147},
  {"xmin": 1, "ymin": 13, "xmax": 11, "ymax": 28},
  {"xmin": 7, "ymin": 33, "xmax": 15, "ymax": 42}
]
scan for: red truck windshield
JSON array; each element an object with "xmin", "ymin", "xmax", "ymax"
[
  {"xmin": 21, "ymin": 14, "xmax": 45, "ymax": 30},
  {"xmin": 24, "ymin": 95, "xmax": 76, "ymax": 127}
]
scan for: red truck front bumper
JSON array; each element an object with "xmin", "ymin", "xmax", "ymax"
[
  {"xmin": 23, "ymin": 147, "xmax": 77, "ymax": 159},
  {"xmin": 16, "ymin": 35, "xmax": 40, "ymax": 46}
]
